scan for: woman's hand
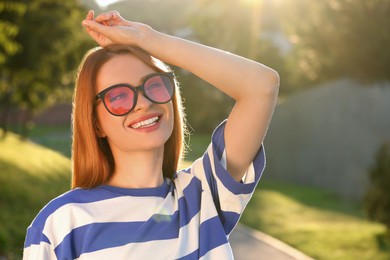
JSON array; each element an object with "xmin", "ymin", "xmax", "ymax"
[
  {"xmin": 82, "ymin": 10, "xmax": 152, "ymax": 47},
  {"xmin": 81, "ymin": 10, "xmax": 279, "ymax": 182}
]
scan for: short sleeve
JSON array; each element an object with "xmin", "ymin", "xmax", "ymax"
[
  {"xmin": 189, "ymin": 120, "xmax": 266, "ymax": 235},
  {"xmin": 23, "ymin": 227, "xmax": 56, "ymax": 260}
]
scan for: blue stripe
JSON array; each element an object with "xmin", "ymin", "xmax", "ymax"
[
  {"xmin": 210, "ymin": 120, "xmax": 266, "ymax": 195},
  {"xmin": 202, "ymin": 152, "xmax": 220, "ymax": 210},
  {"xmin": 25, "ymin": 188, "xmax": 121, "ymax": 247},
  {"xmin": 52, "ymin": 177, "xmax": 203, "ymax": 259},
  {"xmin": 199, "ymin": 217, "xmax": 228, "ymax": 257},
  {"xmin": 182, "ymin": 167, "xmax": 191, "ymax": 174},
  {"xmin": 212, "ymin": 145, "xmax": 264, "ymax": 195},
  {"xmin": 98, "ymin": 179, "xmax": 170, "ymax": 197},
  {"xmin": 206, "ymin": 120, "xmax": 265, "ymax": 236},
  {"xmin": 253, "ymin": 145, "xmax": 266, "ymax": 176},
  {"xmin": 178, "ymin": 177, "xmax": 202, "ymax": 226},
  {"xmin": 55, "ymin": 215, "xmax": 180, "ymax": 259},
  {"xmin": 219, "ymin": 211, "xmax": 240, "ymax": 235},
  {"xmin": 26, "ymin": 177, "xmax": 203, "ymax": 252},
  {"xmin": 24, "ymin": 228, "xmax": 50, "ymax": 248}
]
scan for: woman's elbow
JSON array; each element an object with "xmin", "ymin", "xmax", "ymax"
[
  {"xmin": 264, "ymin": 68, "xmax": 280, "ymax": 94},
  {"xmin": 253, "ymin": 67, "xmax": 280, "ymax": 97}
]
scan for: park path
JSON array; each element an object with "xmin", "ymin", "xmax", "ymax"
[{"xmin": 230, "ymin": 224, "xmax": 314, "ymax": 260}]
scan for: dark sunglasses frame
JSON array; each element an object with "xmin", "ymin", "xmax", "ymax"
[{"xmin": 95, "ymin": 72, "xmax": 175, "ymax": 116}]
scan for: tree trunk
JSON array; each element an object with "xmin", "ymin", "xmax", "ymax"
[
  {"xmin": 20, "ymin": 108, "xmax": 33, "ymax": 140},
  {"xmin": 0, "ymin": 91, "xmax": 12, "ymax": 139}
]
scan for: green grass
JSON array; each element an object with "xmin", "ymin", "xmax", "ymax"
[
  {"xmin": 0, "ymin": 131, "xmax": 71, "ymax": 259},
  {"xmin": 1, "ymin": 127, "xmax": 389, "ymax": 259},
  {"xmin": 28, "ymin": 125, "xmax": 72, "ymax": 158},
  {"xmin": 241, "ymin": 181, "xmax": 390, "ymax": 260}
]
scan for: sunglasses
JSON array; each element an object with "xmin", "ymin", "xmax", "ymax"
[{"xmin": 95, "ymin": 72, "xmax": 175, "ymax": 116}]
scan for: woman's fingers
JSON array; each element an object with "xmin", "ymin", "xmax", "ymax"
[
  {"xmin": 82, "ymin": 19, "xmax": 107, "ymax": 34},
  {"xmin": 95, "ymin": 12, "xmax": 113, "ymax": 23},
  {"xmin": 84, "ymin": 26, "xmax": 101, "ymax": 44},
  {"xmin": 81, "ymin": 10, "xmax": 145, "ymax": 47},
  {"xmin": 94, "ymin": 10, "xmax": 122, "ymax": 24},
  {"xmin": 82, "ymin": 19, "xmax": 113, "ymax": 46},
  {"xmin": 85, "ymin": 10, "xmax": 94, "ymax": 20}
]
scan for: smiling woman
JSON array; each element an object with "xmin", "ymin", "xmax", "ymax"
[{"xmin": 22, "ymin": 9, "xmax": 279, "ymax": 260}]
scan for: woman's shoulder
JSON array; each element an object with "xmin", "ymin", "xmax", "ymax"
[{"xmin": 29, "ymin": 187, "xmax": 115, "ymax": 229}]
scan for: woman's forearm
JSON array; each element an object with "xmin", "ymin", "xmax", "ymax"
[{"xmin": 139, "ymin": 28, "xmax": 280, "ymax": 102}]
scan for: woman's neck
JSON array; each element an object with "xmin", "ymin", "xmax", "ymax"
[{"xmin": 107, "ymin": 146, "xmax": 165, "ymax": 189}]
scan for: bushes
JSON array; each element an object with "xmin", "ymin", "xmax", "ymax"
[{"xmin": 364, "ymin": 142, "xmax": 390, "ymax": 236}]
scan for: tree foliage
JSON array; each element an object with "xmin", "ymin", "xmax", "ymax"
[
  {"xmin": 3, "ymin": 0, "xmax": 388, "ymax": 135},
  {"xmin": 185, "ymin": 0, "xmax": 287, "ymax": 131},
  {"xmin": 280, "ymin": 0, "xmax": 390, "ymax": 90},
  {"xmin": 0, "ymin": 1, "xmax": 25, "ymax": 64},
  {"xmin": 175, "ymin": 70, "xmax": 234, "ymax": 133},
  {"xmin": 0, "ymin": 0, "xmax": 92, "ymax": 137},
  {"xmin": 364, "ymin": 142, "xmax": 390, "ymax": 236}
]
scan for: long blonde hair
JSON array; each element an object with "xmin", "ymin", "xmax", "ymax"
[{"xmin": 72, "ymin": 45, "xmax": 186, "ymax": 188}]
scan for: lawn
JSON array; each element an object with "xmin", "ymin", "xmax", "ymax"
[
  {"xmin": 241, "ymin": 181, "xmax": 390, "ymax": 260},
  {"xmin": 1, "ymin": 127, "xmax": 389, "ymax": 259},
  {"xmin": 0, "ymin": 130, "xmax": 71, "ymax": 259}
]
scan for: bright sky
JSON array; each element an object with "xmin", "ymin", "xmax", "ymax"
[{"xmin": 94, "ymin": 0, "xmax": 122, "ymax": 9}]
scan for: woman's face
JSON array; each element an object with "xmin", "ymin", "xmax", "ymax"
[{"xmin": 95, "ymin": 54, "xmax": 174, "ymax": 154}]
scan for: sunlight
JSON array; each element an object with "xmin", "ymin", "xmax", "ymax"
[
  {"xmin": 242, "ymin": 0, "xmax": 262, "ymax": 6},
  {"xmin": 94, "ymin": 0, "xmax": 122, "ymax": 9},
  {"xmin": 243, "ymin": 0, "xmax": 263, "ymax": 58}
]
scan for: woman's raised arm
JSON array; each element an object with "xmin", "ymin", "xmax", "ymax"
[{"xmin": 82, "ymin": 10, "xmax": 279, "ymax": 181}]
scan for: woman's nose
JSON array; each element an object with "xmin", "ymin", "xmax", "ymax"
[{"xmin": 133, "ymin": 91, "xmax": 153, "ymax": 111}]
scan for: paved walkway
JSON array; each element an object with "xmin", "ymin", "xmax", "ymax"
[{"xmin": 230, "ymin": 224, "xmax": 314, "ymax": 260}]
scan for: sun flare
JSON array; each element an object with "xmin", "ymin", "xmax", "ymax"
[{"xmin": 242, "ymin": 0, "xmax": 262, "ymax": 6}]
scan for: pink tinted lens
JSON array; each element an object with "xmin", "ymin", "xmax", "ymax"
[
  {"xmin": 104, "ymin": 86, "xmax": 135, "ymax": 115},
  {"xmin": 144, "ymin": 75, "xmax": 173, "ymax": 102}
]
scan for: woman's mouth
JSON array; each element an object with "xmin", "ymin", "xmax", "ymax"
[{"xmin": 130, "ymin": 116, "xmax": 160, "ymax": 129}]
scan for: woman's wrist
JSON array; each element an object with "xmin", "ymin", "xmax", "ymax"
[
  {"xmin": 133, "ymin": 24, "xmax": 157, "ymax": 48},
  {"xmin": 136, "ymin": 27, "xmax": 174, "ymax": 61}
]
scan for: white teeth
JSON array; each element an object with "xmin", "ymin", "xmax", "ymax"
[{"xmin": 130, "ymin": 116, "xmax": 159, "ymax": 129}]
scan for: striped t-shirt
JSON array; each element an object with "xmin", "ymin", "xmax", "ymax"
[{"xmin": 23, "ymin": 121, "xmax": 265, "ymax": 259}]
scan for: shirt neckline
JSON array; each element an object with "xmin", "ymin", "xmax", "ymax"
[{"xmin": 97, "ymin": 178, "xmax": 171, "ymax": 197}]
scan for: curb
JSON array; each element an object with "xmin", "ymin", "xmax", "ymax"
[{"xmin": 236, "ymin": 224, "xmax": 314, "ymax": 260}]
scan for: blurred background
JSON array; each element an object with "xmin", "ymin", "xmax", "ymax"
[{"xmin": 0, "ymin": 0, "xmax": 389, "ymax": 259}]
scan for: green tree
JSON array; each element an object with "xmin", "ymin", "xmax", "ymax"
[
  {"xmin": 0, "ymin": 1, "xmax": 26, "ymax": 136},
  {"xmin": 175, "ymin": 69, "xmax": 234, "ymax": 133},
  {"xmin": 0, "ymin": 0, "xmax": 92, "ymax": 137},
  {"xmin": 0, "ymin": 1, "xmax": 25, "ymax": 64},
  {"xmin": 365, "ymin": 142, "xmax": 390, "ymax": 236},
  {"xmin": 184, "ymin": 0, "xmax": 287, "ymax": 131},
  {"xmin": 280, "ymin": 0, "xmax": 390, "ymax": 90},
  {"xmin": 191, "ymin": 0, "xmax": 263, "ymax": 59}
]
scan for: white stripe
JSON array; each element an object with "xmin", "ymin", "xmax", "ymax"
[
  {"xmin": 44, "ymin": 195, "xmax": 177, "ymax": 247},
  {"xmin": 199, "ymin": 187, "xmax": 222, "ymax": 221},
  {"xmin": 23, "ymin": 243, "xmax": 57, "ymax": 260},
  {"xmin": 199, "ymin": 243, "xmax": 234, "ymax": 260},
  {"xmin": 242, "ymin": 163, "xmax": 256, "ymax": 183}
]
